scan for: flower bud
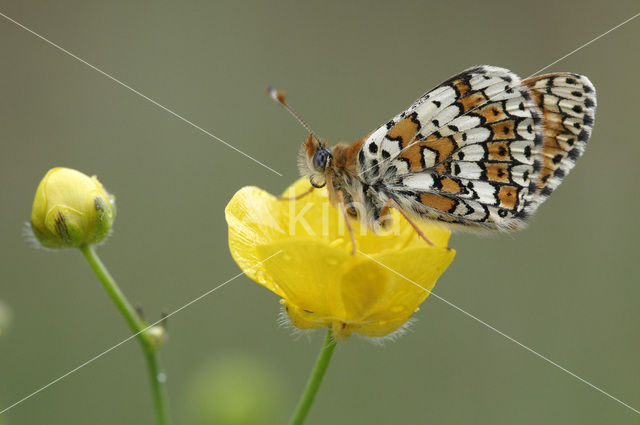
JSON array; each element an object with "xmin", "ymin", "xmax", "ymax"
[{"xmin": 30, "ymin": 167, "xmax": 115, "ymax": 248}]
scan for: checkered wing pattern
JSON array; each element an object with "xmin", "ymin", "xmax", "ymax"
[{"xmin": 357, "ymin": 65, "xmax": 596, "ymax": 230}]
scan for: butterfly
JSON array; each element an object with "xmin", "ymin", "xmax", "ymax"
[{"xmin": 269, "ymin": 65, "xmax": 596, "ymax": 252}]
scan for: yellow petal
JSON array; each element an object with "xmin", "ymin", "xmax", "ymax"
[
  {"xmin": 257, "ymin": 239, "xmax": 355, "ymax": 318},
  {"xmin": 341, "ymin": 246, "xmax": 456, "ymax": 337},
  {"xmin": 225, "ymin": 186, "xmax": 287, "ymax": 297}
]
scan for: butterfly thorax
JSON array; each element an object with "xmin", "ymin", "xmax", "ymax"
[{"xmin": 327, "ymin": 141, "xmax": 391, "ymax": 230}]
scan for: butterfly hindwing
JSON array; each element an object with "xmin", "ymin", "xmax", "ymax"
[{"xmin": 521, "ymin": 73, "xmax": 596, "ymax": 213}]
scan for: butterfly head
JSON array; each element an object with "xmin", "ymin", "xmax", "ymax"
[{"xmin": 298, "ymin": 134, "xmax": 332, "ymax": 188}]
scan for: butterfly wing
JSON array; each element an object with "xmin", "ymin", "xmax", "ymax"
[
  {"xmin": 357, "ymin": 65, "xmax": 596, "ymax": 230},
  {"xmin": 521, "ymin": 73, "xmax": 596, "ymax": 213}
]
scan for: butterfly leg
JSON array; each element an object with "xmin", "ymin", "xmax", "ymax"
[
  {"xmin": 277, "ymin": 186, "xmax": 314, "ymax": 201},
  {"xmin": 336, "ymin": 189, "xmax": 357, "ymax": 255},
  {"xmin": 388, "ymin": 200, "xmax": 436, "ymax": 247}
]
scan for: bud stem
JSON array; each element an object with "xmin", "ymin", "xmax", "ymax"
[
  {"xmin": 287, "ymin": 327, "xmax": 337, "ymax": 425},
  {"xmin": 79, "ymin": 244, "xmax": 172, "ymax": 425}
]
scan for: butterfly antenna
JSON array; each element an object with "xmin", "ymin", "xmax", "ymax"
[{"xmin": 267, "ymin": 85, "xmax": 321, "ymax": 143}]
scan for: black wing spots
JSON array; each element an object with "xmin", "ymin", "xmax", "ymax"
[
  {"xmin": 520, "ymin": 88, "xmax": 531, "ymax": 101},
  {"xmin": 386, "ymin": 120, "xmax": 395, "ymax": 129},
  {"xmin": 501, "ymin": 75, "xmax": 513, "ymax": 83},
  {"xmin": 453, "ymin": 164, "xmax": 461, "ymax": 175},
  {"xmin": 469, "ymin": 66, "xmax": 488, "ymax": 74},
  {"xmin": 533, "ymin": 132, "xmax": 543, "ymax": 146},
  {"xmin": 567, "ymin": 148, "xmax": 581, "ymax": 161},
  {"xmin": 462, "ymin": 133, "xmax": 468, "ymax": 142},
  {"xmin": 565, "ymin": 77, "xmax": 577, "ymax": 85},
  {"xmin": 358, "ymin": 149, "xmax": 366, "ymax": 166},
  {"xmin": 368, "ymin": 143, "xmax": 378, "ymax": 154},
  {"xmin": 432, "ymin": 119, "xmax": 440, "ymax": 128},
  {"xmin": 431, "ymin": 176, "xmax": 443, "ymax": 191},
  {"xmin": 578, "ymin": 129, "xmax": 589, "ymax": 142},
  {"xmin": 533, "ymin": 159, "xmax": 542, "ymax": 173},
  {"xmin": 408, "ymin": 111, "xmax": 422, "ymax": 131},
  {"xmin": 527, "ymin": 181, "xmax": 538, "ymax": 193},
  {"xmin": 553, "ymin": 168, "xmax": 566, "ymax": 178},
  {"xmin": 448, "ymin": 124, "xmax": 459, "ymax": 132},
  {"xmin": 572, "ymin": 105, "xmax": 583, "ymax": 113},
  {"xmin": 552, "ymin": 154, "xmax": 563, "ymax": 164},
  {"xmin": 540, "ymin": 186, "xmax": 553, "ymax": 197},
  {"xmin": 498, "ymin": 208, "xmax": 509, "ymax": 218},
  {"xmin": 583, "ymin": 84, "xmax": 593, "ymax": 94},
  {"xmin": 571, "ymin": 90, "xmax": 583, "ymax": 97},
  {"xmin": 584, "ymin": 97, "xmax": 595, "ymax": 108},
  {"xmin": 583, "ymin": 114, "xmax": 594, "ymax": 127},
  {"xmin": 532, "ymin": 110, "xmax": 542, "ymax": 127},
  {"xmin": 433, "ymin": 100, "xmax": 441, "ymax": 108},
  {"xmin": 419, "ymin": 145, "xmax": 433, "ymax": 169},
  {"xmin": 381, "ymin": 149, "xmax": 390, "ymax": 159}
]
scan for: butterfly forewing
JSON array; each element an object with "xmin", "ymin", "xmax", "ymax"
[{"xmin": 357, "ymin": 65, "xmax": 595, "ymax": 230}]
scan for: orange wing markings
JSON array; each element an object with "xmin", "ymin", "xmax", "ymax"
[
  {"xmin": 451, "ymin": 78, "xmax": 471, "ymax": 97},
  {"xmin": 387, "ymin": 116, "xmax": 420, "ymax": 148},
  {"xmin": 476, "ymin": 103, "xmax": 508, "ymax": 123},
  {"xmin": 440, "ymin": 177, "xmax": 463, "ymax": 194},
  {"xmin": 399, "ymin": 135, "xmax": 456, "ymax": 172},
  {"xmin": 419, "ymin": 193, "xmax": 457, "ymax": 213},
  {"xmin": 490, "ymin": 120, "xmax": 516, "ymax": 140},
  {"xmin": 459, "ymin": 92, "xmax": 488, "ymax": 112},
  {"xmin": 484, "ymin": 163, "xmax": 510, "ymax": 183},
  {"xmin": 497, "ymin": 186, "xmax": 519, "ymax": 209},
  {"xmin": 487, "ymin": 141, "xmax": 510, "ymax": 161}
]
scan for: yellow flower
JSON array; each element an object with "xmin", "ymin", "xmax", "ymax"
[
  {"xmin": 225, "ymin": 178, "xmax": 455, "ymax": 340},
  {"xmin": 30, "ymin": 167, "xmax": 115, "ymax": 248}
]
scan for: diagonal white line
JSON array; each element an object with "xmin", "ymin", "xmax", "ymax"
[
  {"xmin": 358, "ymin": 10, "xmax": 640, "ymax": 179},
  {"xmin": 0, "ymin": 11, "xmax": 283, "ymax": 177},
  {"xmin": 527, "ymin": 11, "xmax": 640, "ymax": 78},
  {"xmin": 0, "ymin": 251, "xmax": 282, "ymax": 415},
  {"xmin": 358, "ymin": 250, "xmax": 640, "ymax": 415}
]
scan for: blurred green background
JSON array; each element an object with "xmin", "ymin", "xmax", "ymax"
[{"xmin": 1, "ymin": 1, "xmax": 639, "ymax": 424}]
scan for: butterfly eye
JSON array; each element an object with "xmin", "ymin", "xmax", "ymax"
[{"xmin": 312, "ymin": 148, "xmax": 331, "ymax": 172}]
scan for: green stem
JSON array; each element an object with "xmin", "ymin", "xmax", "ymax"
[
  {"xmin": 79, "ymin": 244, "xmax": 172, "ymax": 425},
  {"xmin": 288, "ymin": 327, "xmax": 337, "ymax": 425}
]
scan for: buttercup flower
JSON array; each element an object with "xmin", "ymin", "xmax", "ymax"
[
  {"xmin": 225, "ymin": 178, "xmax": 455, "ymax": 340},
  {"xmin": 30, "ymin": 167, "xmax": 115, "ymax": 248}
]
